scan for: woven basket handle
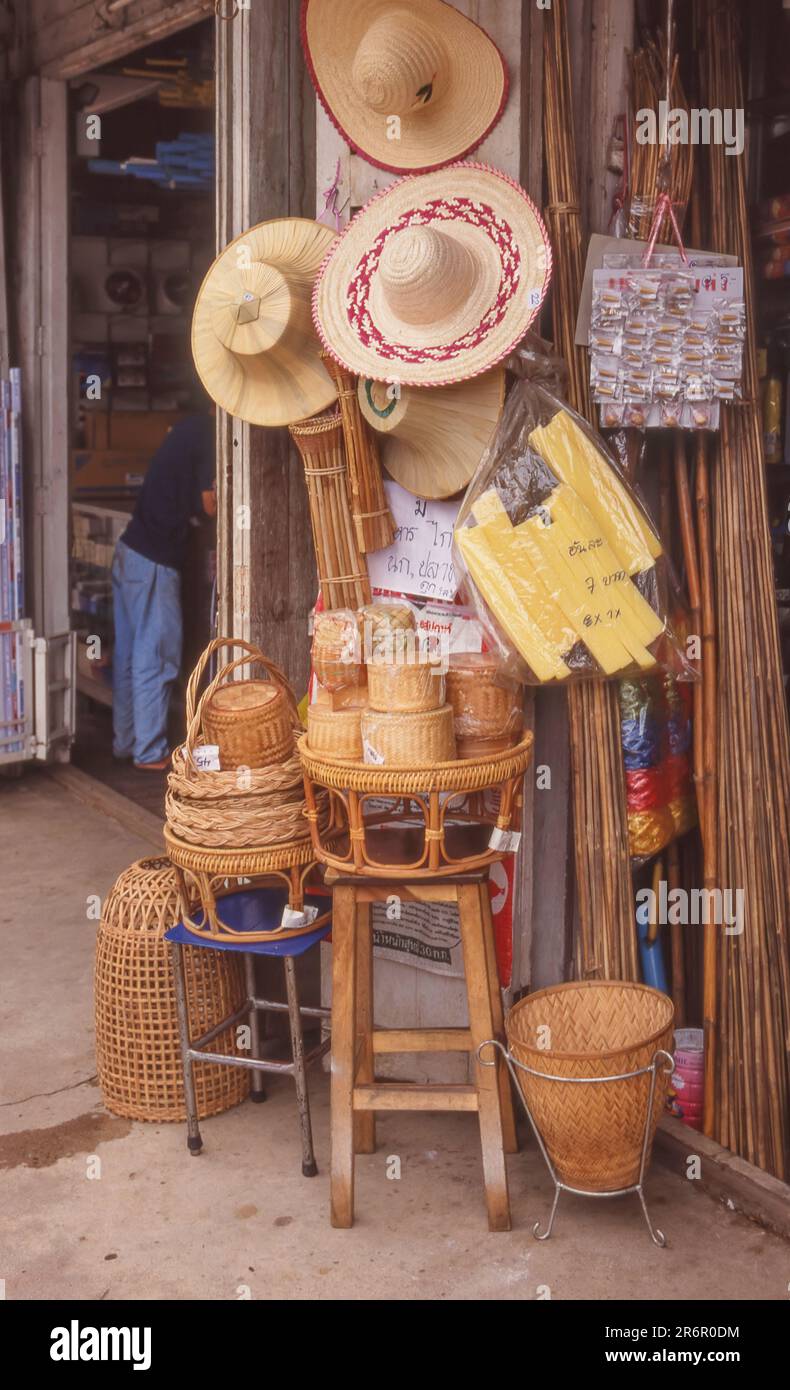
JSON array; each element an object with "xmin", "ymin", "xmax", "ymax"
[{"xmin": 184, "ymin": 637, "xmax": 300, "ymax": 764}]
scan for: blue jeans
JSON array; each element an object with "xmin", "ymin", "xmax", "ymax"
[{"xmin": 111, "ymin": 540, "xmax": 182, "ymax": 763}]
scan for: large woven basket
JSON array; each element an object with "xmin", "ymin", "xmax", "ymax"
[
  {"xmin": 197, "ymin": 637, "xmax": 301, "ymax": 769},
  {"xmin": 299, "ymin": 728, "xmax": 533, "ymax": 877},
  {"xmin": 94, "ymin": 857, "xmax": 250, "ymax": 1122},
  {"xmin": 506, "ymin": 982, "xmax": 674, "ymax": 1192}
]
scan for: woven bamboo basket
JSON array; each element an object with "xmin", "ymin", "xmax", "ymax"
[
  {"xmin": 312, "ymin": 609, "xmax": 365, "ymax": 692},
  {"xmin": 367, "ymin": 654, "xmax": 445, "ymax": 713},
  {"xmin": 506, "ymin": 982, "xmax": 674, "ymax": 1192},
  {"xmin": 94, "ymin": 857, "xmax": 250, "ymax": 1122},
  {"xmin": 307, "ymin": 703, "xmax": 364, "ymax": 761},
  {"xmin": 361, "ymin": 704, "xmax": 456, "ymax": 765},
  {"xmin": 289, "ymin": 410, "xmax": 371, "ymax": 610},
  {"xmin": 457, "ymin": 732, "xmax": 520, "ymax": 759},
  {"xmin": 166, "ymin": 638, "xmax": 320, "ymax": 849},
  {"xmin": 358, "ymin": 601, "xmax": 415, "ymax": 659},
  {"xmin": 446, "ymin": 653, "xmax": 523, "ymax": 740},
  {"xmin": 299, "ymin": 728, "xmax": 534, "ymax": 877},
  {"xmin": 200, "ymin": 639, "xmax": 299, "ymax": 769}
]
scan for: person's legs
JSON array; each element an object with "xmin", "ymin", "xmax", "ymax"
[
  {"xmin": 111, "ymin": 543, "xmax": 136, "ymax": 759},
  {"xmin": 131, "ymin": 559, "xmax": 182, "ymax": 765}
]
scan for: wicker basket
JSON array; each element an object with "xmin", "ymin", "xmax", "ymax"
[
  {"xmin": 506, "ymin": 982, "xmax": 674, "ymax": 1192},
  {"xmin": 197, "ymin": 638, "xmax": 300, "ymax": 770},
  {"xmin": 361, "ymin": 704, "xmax": 456, "ymax": 765},
  {"xmin": 446, "ymin": 654, "xmax": 523, "ymax": 740},
  {"xmin": 457, "ymin": 732, "xmax": 520, "ymax": 759},
  {"xmin": 166, "ymin": 638, "xmax": 318, "ymax": 850},
  {"xmin": 312, "ymin": 609, "xmax": 365, "ymax": 692},
  {"xmin": 367, "ymin": 654, "xmax": 445, "ymax": 713},
  {"xmin": 307, "ymin": 703, "xmax": 364, "ymax": 761},
  {"xmin": 358, "ymin": 602, "xmax": 415, "ymax": 659},
  {"xmin": 94, "ymin": 857, "xmax": 250, "ymax": 1122},
  {"xmin": 299, "ymin": 728, "xmax": 533, "ymax": 877}
]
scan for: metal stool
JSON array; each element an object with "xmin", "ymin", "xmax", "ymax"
[
  {"xmin": 166, "ymin": 886, "xmax": 330, "ymax": 1176},
  {"xmin": 328, "ymin": 871, "xmax": 518, "ymax": 1230}
]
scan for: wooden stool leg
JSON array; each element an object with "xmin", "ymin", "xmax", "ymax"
[
  {"xmin": 458, "ymin": 883, "xmax": 511, "ymax": 1233},
  {"xmin": 330, "ymin": 885, "xmax": 357, "ymax": 1228},
  {"xmin": 354, "ymin": 900, "xmax": 376, "ymax": 1155},
  {"xmin": 479, "ymin": 888, "xmax": 519, "ymax": 1154}
]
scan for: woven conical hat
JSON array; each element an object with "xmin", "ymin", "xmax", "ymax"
[
  {"xmin": 313, "ymin": 163, "xmax": 552, "ymax": 388},
  {"xmin": 358, "ymin": 369, "xmax": 504, "ymax": 499},
  {"xmin": 192, "ymin": 218, "xmax": 338, "ymax": 428},
  {"xmin": 301, "ymin": 0, "xmax": 508, "ymax": 174}
]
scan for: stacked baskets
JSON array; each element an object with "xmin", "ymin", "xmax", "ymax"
[
  {"xmin": 445, "ymin": 653, "xmax": 523, "ymax": 759},
  {"xmin": 166, "ymin": 637, "xmax": 325, "ymax": 850}
]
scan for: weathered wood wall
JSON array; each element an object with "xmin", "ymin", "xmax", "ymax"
[{"xmin": 18, "ymin": 0, "xmax": 212, "ymax": 78}]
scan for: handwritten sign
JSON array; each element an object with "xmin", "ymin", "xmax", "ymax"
[{"xmin": 367, "ymin": 480, "xmax": 460, "ymax": 603}]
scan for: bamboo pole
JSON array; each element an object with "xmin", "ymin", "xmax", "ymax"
[{"xmin": 544, "ymin": 0, "xmax": 636, "ymax": 983}]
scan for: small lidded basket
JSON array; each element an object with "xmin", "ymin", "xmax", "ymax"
[
  {"xmin": 312, "ymin": 608, "xmax": 365, "ymax": 693},
  {"xmin": 361, "ymin": 704, "xmax": 456, "ymax": 765},
  {"xmin": 199, "ymin": 641, "xmax": 301, "ymax": 770},
  {"xmin": 446, "ymin": 652, "xmax": 523, "ymax": 757},
  {"xmin": 358, "ymin": 601, "xmax": 415, "ymax": 660},
  {"xmin": 367, "ymin": 651, "xmax": 445, "ymax": 713}
]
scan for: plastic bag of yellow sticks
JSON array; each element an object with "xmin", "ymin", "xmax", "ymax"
[{"xmin": 453, "ymin": 379, "xmax": 694, "ymax": 685}]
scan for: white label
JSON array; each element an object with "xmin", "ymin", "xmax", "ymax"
[
  {"xmin": 193, "ymin": 744, "xmax": 221, "ymax": 771},
  {"xmin": 528, "ymin": 288, "xmax": 542, "ymax": 308},
  {"xmin": 363, "ymin": 739, "xmax": 386, "ymax": 765},
  {"xmin": 488, "ymin": 826, "xmax": 522, "ymax": 853},
  {"xmin": 281, "ymin": 904, "xmax": 320, "ymax": 931}
]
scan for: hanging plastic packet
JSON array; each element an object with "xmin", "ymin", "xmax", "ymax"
[{"xmin": 453, "ymin": 371, "xmax": 696, "ymax": 686}]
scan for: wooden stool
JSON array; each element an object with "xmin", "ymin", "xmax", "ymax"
[{"xmin": 329, "ymin": 872, "xmax": 518, "ymax": 1232}]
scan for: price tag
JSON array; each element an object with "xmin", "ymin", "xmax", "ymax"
[
  {"xmin": 363, "ymin": 739, "xmax": 386, "ymax": 765},
  {"xmin": 193, "ymin": 744, "xmax": 221, "ymax": 771},
  {"xmin": 281, "ymin": 905, "xmax": 320, "ymax": 931},
  {"xmin": 488, "ymin": 826, "xmax": 522, "ymax": 853}
]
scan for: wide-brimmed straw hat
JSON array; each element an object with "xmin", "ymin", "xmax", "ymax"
[
  {"xmin": 301, "ymin": 0, "xmax": 508, "ymax": 174},
  {"xmin": 192, "ymin": 218, "xmax": 338, "ymax": 427},
  {"xmin": 313, "ymin": 163, "xmax": 552, "ymax": 388},
  {"xmin": 358, "ymin": 369, "xmax": 505, "ymax": 499}
]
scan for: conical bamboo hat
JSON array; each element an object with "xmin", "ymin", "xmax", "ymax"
[
  {"xmin": 192, "ymin": 218, "xmax": 338, "ymax": 427},
  {"xmin": 358, "ymin": 369, "xmax": 505, "ymax": 499}
]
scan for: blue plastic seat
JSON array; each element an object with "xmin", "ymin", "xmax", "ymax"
[{"xmin": 165, "ymin": 886, "xmax": 331, "ymax": 957}]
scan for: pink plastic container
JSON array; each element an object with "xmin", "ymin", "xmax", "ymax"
[{"xmin": 671, "ymin": 1027, "xmax": 704, "ymax": 1130}]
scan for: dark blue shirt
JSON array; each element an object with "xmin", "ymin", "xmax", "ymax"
[{"xmin": 122, "ymin": 415, "xmax": 214, "ymax": 571}]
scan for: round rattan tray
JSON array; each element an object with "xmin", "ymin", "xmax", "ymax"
[
  {"xmin": 298, "ymin": 729, "xmax": 534, "ymax": 877},
  {"xmin": 164, "ymin": 828, "xmax": 325, "ymax": 942}
]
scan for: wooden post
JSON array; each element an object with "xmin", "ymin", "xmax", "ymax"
[{"xmin": 215, "ymin": 1, "xmax": 317, "ymax": 691}]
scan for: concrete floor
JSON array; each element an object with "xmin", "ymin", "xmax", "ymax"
[{"xmin": 2, "ymin": 769, "xmax": 788, "ymax": 1302}]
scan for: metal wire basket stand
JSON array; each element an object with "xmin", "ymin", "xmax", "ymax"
[{"xmin": 478, "ymin": 1040, "xmax": 675, "ymax": 1246}]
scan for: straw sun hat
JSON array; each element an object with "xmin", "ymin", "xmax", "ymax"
[
  {"xmin": 301, "ymin": 0, "xmax": 508, "ymax": 174},
  {"xmin": 313, "ymin": 163, "xmax": 552, "ymax": 388},
  {"xmin": 358, "ymin": 369, "xmax": 505, "ymax": 499},
  {"xmin": 192, "ymin": 218, "xmax": 338, "ymax": 428}
]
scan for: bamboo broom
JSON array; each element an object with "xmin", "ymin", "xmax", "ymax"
[
  {"xmin": 701, "ymin": 0, "xmax": 790, "ymax": 1178},
  {"xmin": 321, "ymin": 354, "xmax": 395, "ymax": 554},
  {"xmin": 544, "ymin": 0, "xmax": 637, "ymax": 983}
]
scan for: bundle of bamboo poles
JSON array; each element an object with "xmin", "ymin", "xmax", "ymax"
[
  {"xmin": 289, "ymin": 410, "xmax": 371, "ymax": 611},
  {"xmin": 627, "ymin": 36, "xmax": 694, "ymax": 243},
  {"xmin": 321, "ymin": 354, "xmax": 395, "ymax": 554},
  {"xmin": 543, "ymin": 0, "xmax": 638, "ymax": 983},
  {"xmin": 701, "ymin": 0, "xmax": 790, "ymax": 1179}
]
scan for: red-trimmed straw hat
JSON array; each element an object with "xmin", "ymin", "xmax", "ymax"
[
  {"xmin": 301, "ymin": 0, "xmax": 508, "ymax": 174},
  {"xmin": 313, "ymin": 163, "xmax": 552, "ymax": 388}
]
